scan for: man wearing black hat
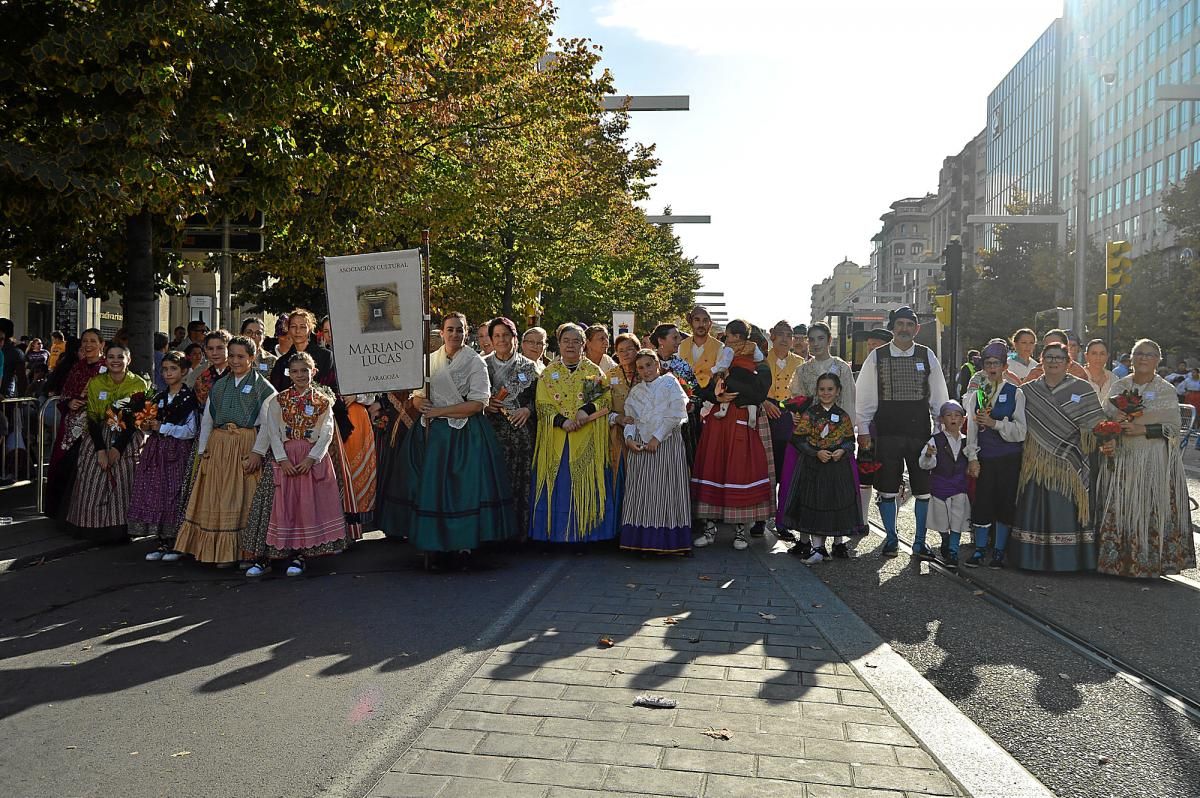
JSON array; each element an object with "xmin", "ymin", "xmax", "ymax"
[{"xmin": 855, "ymin": 306, "xmax": 949, "ymax": 558}]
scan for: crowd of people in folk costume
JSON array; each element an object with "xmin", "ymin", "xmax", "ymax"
[{"xmin": 38, "ymin": 303, "xmax": 1195, "ymax": 579}]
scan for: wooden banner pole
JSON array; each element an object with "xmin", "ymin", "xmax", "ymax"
[{"xmin": 421, "ymin": 229, "xmax": 431, "ymax": 396}]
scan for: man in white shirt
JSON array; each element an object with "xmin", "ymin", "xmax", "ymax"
[{"xmin": 855, "ymin": 306, "xmax": 949, "ymax": 558}]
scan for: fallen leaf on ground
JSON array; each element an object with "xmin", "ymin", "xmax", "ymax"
[
  {"xmin": 625, "ymin": 583, "xmax": 637, "ymax": 589},
  {"xmin": 171, "ymin": 751, "xmax": 191, "ymax": 758},
  {"xmin": 864, "ymin": 662, "xmax": 878, "ymax": 668},
  {"xmin": 597, "ymin": 637, "xmax": 615, "ymax": 648},
  {"xmin": 698, "ymin": 575, "xmax": 712, "ymax": 581},
  {"xmin": 758, "ymin": 613, "xmax": 777, "ymax": 620},
  {"xmin": 663, "ymin": 617, "xmax": 678, "ymax": 625},
  {"xmin": 129, "ymin": 752, "xmax": 139, "ymax": 756},
  {"xmin": 610, "ymin": 668, "xmax": 624, "ymax": 675},
  {"xmin": 701, "ymin": 727, "xmax": 732, "ymax": 740},
  {"xmin": 65, "ymin": 746, "xmax": 77, "ymax": 750},
  {"xmin": 80, "ymin": 645, "xmax": 92, "ymax": 651},
  {"xmin": 1098, "ymin": 755, "xmax": 1111, "ymax": 765},
  {"xmin": 972, "ymin": 590, "xmax": 985, "ymax": 596},
  {"xmin": 768, "ymin": 567, "xmax": 777, "ymax": 571},
  {"xmin": 811, "ymin": 604, "xmax": 823, "ymax": 609},
  {"xmin": 688, "ymin": 636, "xmax": 701, "ymax": 644},
  {"xmin": 720, "ymin": 580, "xmax": 735, "ymax": 589},
  {"xmin": 1058, "ymin": 673, "xmax": 1070, "ymax": 680}
]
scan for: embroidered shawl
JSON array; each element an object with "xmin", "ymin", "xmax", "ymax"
[{"xmin": 1020, "ymin": 374, "xmax": 1104, "ymax": 521}]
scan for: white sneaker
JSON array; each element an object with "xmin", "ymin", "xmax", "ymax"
[
  {"xmin": 803, "ymin": 550, "xmax": 825, "ymax": 565},
  {"xmin": 732, "ymin": 527, "xmax": 749, "ymax": 551},
  {"xmin": 245, "ymin": 564, "xmax": 265, "ymax": 577},
  {"xmin": 286, "ymin": 562, "xmax": 305, "ymax": 577},
  {"xmin": 144, "ymin": 550, "xmax": 164, "ymax": 562},
  {"xmin": 693, "ymin": 522, "xmax": 717, "ymax": 548},
  {"xmin": 161, "ymin": 551, "xmax": 184, "ymax": 562}
]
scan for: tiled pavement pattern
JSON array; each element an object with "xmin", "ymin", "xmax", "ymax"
[{"xmin": 370, "ymin": 549, "xmax": 963, "ymax": 798}]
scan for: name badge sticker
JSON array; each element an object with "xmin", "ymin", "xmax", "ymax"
[
  {"xmin": 998, "ymin": 394, "xmax": 1008, "ymax": 403},
  {"xmin": 258, "ymin": 363, "xmax": 269, "ymax": 372},
  {"xmin": 99, "ymin": 366, "xmax": 108, "ymax": 374},
  {"xmin": 551, "ymin": 372, "xmax": 560, "ymax": 380},
  {"xmin": 242, "ymin": 384, "xmax": 253, "ymax": 394},
  {"xmin": 1070, "ymin": 393, "xmax": 1081, "ymax": 403},
  {"xmin": 98, "ymin": 391, "xmax": 108, "ymax": 401},
  {"xmin": 830, "ymin": 414, "xmax": 840, "ymax": 422},
  {"xmin": 1145, "ymin": 391, "xmax": 1156, "ymax": 400},
  {"xmin": 304, "ymin": 404, "xmax": 315, "ymax": 416},
  {"xmin": 158, "ymin": 400, "xmax": 165, "ymax": 408},
  {"xmin": 610, "ymin": 377, "xmax": 620, "ymax": 385},
  {"xmin": 518, "ymin": 373, "xmax": 528, "ymax": 383},
  {"xmin": 915, "ymin": 361, "xmax": 926, "ymax": 372}
]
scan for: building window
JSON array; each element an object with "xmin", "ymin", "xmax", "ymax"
[{"xmin": 910, "ymin": 243, "xmax": 922, "ymax": 256}]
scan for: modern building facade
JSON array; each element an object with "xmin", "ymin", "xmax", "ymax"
[
  {"xmin": 931, "ymin": 129, "xmax": 987, "ymax": 279},
  {"xmin": 1062, "ymin": 0, "xmax": 1200, "ymax": 256},
  {"xmin": 984, "ymin": 19, "xmax": 1064, "ymax": 244}
]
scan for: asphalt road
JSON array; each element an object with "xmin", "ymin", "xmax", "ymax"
[
  {"xmin": 0, "ymin": 537, "xmax": 565, "ymax": 798},
  {"xmin": 807, "ymin": 497, "xmax": 1200, "ymax": 798}
]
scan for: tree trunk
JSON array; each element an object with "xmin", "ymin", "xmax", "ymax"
[
  {"xmin": 125, "ymin": 210, "xmax": 156, "ymax": 376},
  {"xmin": 500, "ymin": 230, "xmax": 516, "ymax": 318}
]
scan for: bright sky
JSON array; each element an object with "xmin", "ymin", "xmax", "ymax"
[{"xmin": 552, "ymin": 0, "xmax": 1062, "ymax": 327}]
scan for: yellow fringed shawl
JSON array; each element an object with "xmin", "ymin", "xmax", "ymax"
[
  {"xmin": 1018, "ymin": 434, "xmax": 1094, "ymax": 524},
  {"xmin": 533, "ymin": 359, "xmax": 611, "ymax": 539}
]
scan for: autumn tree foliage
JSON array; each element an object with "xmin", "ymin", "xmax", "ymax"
[{"xmin": 0, "ymin": 0, "xmax": 697, "ymax": 370}]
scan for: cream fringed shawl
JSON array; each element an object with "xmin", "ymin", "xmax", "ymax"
[
  {"xmin": 1099, "ymin": 374, "xmax": 1194, "ymax": 559},
  {"xmin": 532, "ymin": 359, "xmax": 611, "ymax": 539},
  {"xmin": 1019, "ymin": 374, "xmax": 1105, "ymax": 523}
]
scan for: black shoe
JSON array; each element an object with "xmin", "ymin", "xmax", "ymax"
[
  {"xmin": 831, "ymin": 542, "xmax": 849, "ymax": 559},
  {"xmin": 938, "ymin": 542, "xmax": 952, "ymax": 561},
  {"xmin": 790, "ymin": 540, "xmax": 813, "ymax": 558},
  {"xmin": 749, "ymin": 521, "xmax": 766, "ymax": 538},
  {"xmin": 945, "ymin": 552, "xmax": 959, "ymax": 570},
  {"xmin": 963, "ymin": 550, "xmax": 986, "ymax": 568},
  {"xmin": 988, "ymin": 551, "xmax": 1005, "ymax": 569},
  {"xmin": 881, "ymin": 543, "xmax": 899, "ymax": 558},
  {"xmin": 775, "ymin": 528, "xmax": 796, "ymax": 542},
  {"xmin": 914, "ymin": 545, "xmax": 936, "ymax": 561}
]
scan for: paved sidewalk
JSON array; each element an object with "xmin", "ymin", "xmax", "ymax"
[
  {"xmin": 0, "ymin": 484, "xmax": 90, "ymax": 572},
  {"xmin": 368, "ymin": 543, "xmax": 964, "ymax": 798}
]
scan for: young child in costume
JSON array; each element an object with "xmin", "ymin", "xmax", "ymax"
[
  {"xmin": 708, "ymin": 327, "xmax": 765, "ymax": 425},
  {"xmin": 917, "ymin": 401, "xmax": 971, "ymax": 568}
]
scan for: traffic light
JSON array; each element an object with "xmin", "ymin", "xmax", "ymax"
[
  {"xmin": 1097, "ymin": 292, "xmax": 1122, "ymax": 326},
  {"xmin": 934, "ymin": 294, "xmax": 952, "ymax": 326},
  {"xmin": 1105, "ymin": 240, "xmax": 1132, "ymax": 288},
  {"xmin": 942, "ymin": 240, "xmax": 963, "ymax": 292}
]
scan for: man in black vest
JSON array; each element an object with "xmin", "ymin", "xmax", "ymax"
[{"xmin": 855, "ymin": 307, "xmax": 949, "ymax": 558}]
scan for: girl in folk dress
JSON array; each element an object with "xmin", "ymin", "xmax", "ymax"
[
  {"xmin": 130, "ymin": 351, "xmax": 199, "ymax": 561},
  {"xmin": 65, "ymin": 342, "xmax": 149, "ymax": 543},
  {"xmin": 780, "ymin": 373, "xmax": 864, "ymax": 564},
  {"xmin": 619, "ymin": 350, "xmax": 692, "ymax": 554},
  {"xmin": 174, "ymin": 336, "xmax": 277, "ymax": 566},
  {"xmin": 255, "ymin": 353, "xmax": 349, "ymax": 577},
  {"xmin": 483, "ymin": 317, "xmax": 539, "ymax": 539}
]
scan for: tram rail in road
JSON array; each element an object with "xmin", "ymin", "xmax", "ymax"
[{"xmin": 864, "ymin": 519, "xmax": 1200, "ymax": 727}]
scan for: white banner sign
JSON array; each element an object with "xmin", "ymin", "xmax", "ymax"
[
  {"xmin": 323, "ymin": 249, "xmax": 425, "ymax": 394},
  {"xmin": 612, "ymin": 310, "xmax": 635, "ymax": 336}
]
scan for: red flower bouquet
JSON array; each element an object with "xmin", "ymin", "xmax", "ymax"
[
  {"xmin": 1110, "ymin": 389, "xmax": 1144, "ymax": 419},
  {"xmin": 783, "ymin": 395, "xmax": 811, "ymax": 414},
  {"xmin": 1093, "ymin": 419, "xmax": 1123, "ymax": 471}
]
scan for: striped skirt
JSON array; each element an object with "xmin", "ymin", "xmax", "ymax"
[
  {"xmin": 65, "ymin": 433, "xmax": 143, "ymax": 543},
  {"xmin": 619, "ymin": 431, "xmax": 692, "ymax": 553}
]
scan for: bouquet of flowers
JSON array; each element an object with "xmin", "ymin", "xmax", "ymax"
[
  {"xmin": 580, "ymin": 375, "xmax": 609, "ymax": 407},
  {"xmin": 783, "ymin": 395, "xmax": 811, "ymax": 414},
  {"xmin": 675, "ymin": 374, "xmax": 694, "ymax": 400},
  {"xmin": 1093, "ymin": 419, "xmax": 1123, "ymax": 471},
  {"xmin": 1110, "ymin": 389, "xmax": 1144, "ymax": 419}
]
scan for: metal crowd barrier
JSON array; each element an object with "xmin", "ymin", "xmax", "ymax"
[
  {"xmin": 1181, "ymin": 403, "xmax": 1198, "ymax": 452},
  {"xmin": 0, "ymin": 396, "xmax": 44, "ymax": 496}
]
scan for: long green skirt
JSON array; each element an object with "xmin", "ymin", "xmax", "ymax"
[
  {"xmin": 1009, "ymin": 481, "xmax": 1097, "ymax": 572},
  {"xmin": 387, "ymin": 416, "xmax": 517, "ymax": 552}
]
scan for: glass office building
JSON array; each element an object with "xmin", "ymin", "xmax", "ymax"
[
  {"xmin": 985, "ymin": 20, "xmax": 1063, "ymax": 248},
  {"xmin": 1062, "ymin": 0, "xmax": 1200, "ymax": 254}
]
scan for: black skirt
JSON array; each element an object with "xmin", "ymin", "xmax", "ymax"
[{"xmin": 781, "ymin": 452, "xmax": 865, "ymax": 537}]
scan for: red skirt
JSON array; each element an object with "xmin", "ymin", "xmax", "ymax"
[{"xmin": 690, "ymin": 404, "xmax": 771, "ymax": 507}]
